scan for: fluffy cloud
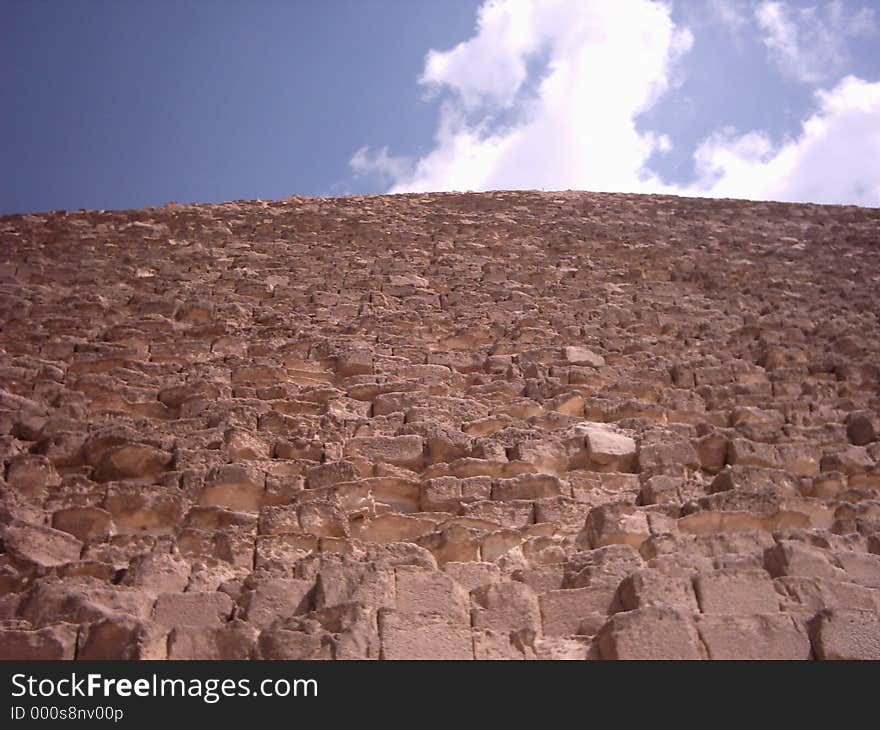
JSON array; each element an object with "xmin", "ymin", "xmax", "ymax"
[
  {"xmin": 691, "ymin": 75, "xmax": 880, "ymax": 206},
  {"xmin": 350, "ymin": 146, "xmax": 412, "ymax": 186},
  {"xmin": 354, "ymin": 0, "xmax": 692, "ymax": 195},
  {"xmin": 755, "ymin": 1, "xmax": 876, "ymax": 84},
  {"xmin": 350, "ymin": 0, "xmax": 880, "ymax": 207}
]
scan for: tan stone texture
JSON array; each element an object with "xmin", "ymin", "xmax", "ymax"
[{"xmin": 1, "ymin": 190, "xmax": 878, "ymax": 659}]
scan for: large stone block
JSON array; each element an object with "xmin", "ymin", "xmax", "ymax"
[
  {"xmin": 167, "ymin": 621, "xmax": 257, "ymax": 660},
  {"xmin": 17, "ymin": 578, "xmax": 155, "ymax": 628},
  {"xmin": 255, "ymin": 627, "xmax": 334, "ymax": 660},
  {"xmin": 471, "ymin": 582, "xmax": 541, "ymax": 634},
  {"xmin": 394, "ymin": 566, "xmax": 469, "ymax": 621},
  {"xmin": 77, "ymin": 616, "xmax": 167, "ymax": 660},
  {"xmin": 763, "ymin": 541, "xmax": 846, "ymax": 580},
  {"xmin": 618, "ymin": 570, "xmax": 699, "ymax": 612},
  {"xmin": 580, "ymin": 504, "xmax": 651, "ymax": 549},
  {"xmin": 694, "ymin": 569, "xmax": 780, "ymax": 614},
  {"xmin": 52, "ymin": 506, "xmax": 115, "ymax": 541},
  {"xmin": 472, "ymin": 629, "xmax": 533, "ymax": 660},
  {"xmin": 105, "ymin": 484, "xmax": 188, "ymax": 534},
  {"xmin": 121, "ymin": 552, "xmax": 191, "ymax": 594},
  {"xmin": 199, "ymin": 464, "xmax": 265, "ymax": 512},
  {"xmin": 0, "ymin": 623, "xmax": 78, "ymax": 660},
  {"xmin": 152, "ymin": 591, "xmax": 234, "ymax": 628},
  {"xmin": 539, "ymin": 585, "xmax": 618, "ymax": 636},
  {"xmin": 774, "ymin": 576, "xmax": 880, "ymax": 613},
  {"xmin": 6, "ymin": 454, "xmax": 61, "ymax": 500},
  {"xmin": 420, "ymin": 475, "xmax": 492, "ymax": 512},
  {"xmin": 315, "ymin": 560, "xmax": 396, "ymax": 610},
  {"xmin": 583, "ymin": 425, "xmax": 637, "ymax": 473},
  {"xmin": 237, "ymin": 579, "xmax": 314, "ymax": 629},
  {"xmin": 378, "ymin": 609, "xmax": 473, "ymax": 660},
  {"xmin": 3, "ymin": 522, "xmax": 83, "ymax": 570},
  {"xmin": 492, "ymin": 473, "xmax": 564, "ymax": 501},
  {"xmin": 344, "ymin": 435, "xmax": 424, "ymax": 471},
  {"xmin": 696, "ymin": 614, "xmax": 811, "ymax": 660},
  {"xmin": 94, "ymin": 443, "xmax": 173, "ymax": 482},
  {"xmin": 809, "ymin": 609, "xmax": 880, "ymax": 660},
  {"xmin": 637, "ymin": 439, "xmax": 701, "ymax": 472},
  {"xmin": 596, "ymin": 608, "xmax": 704, "ymax": 660}
]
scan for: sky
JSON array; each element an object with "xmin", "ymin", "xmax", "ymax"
[{"xmin": 2, "ymin": 0, "xmax": 879, "ymax": 214}]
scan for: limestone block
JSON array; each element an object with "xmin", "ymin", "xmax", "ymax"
[
  {"xmin": 167, "ymin": 621, "xmax": 257, "ymax": 659},
  {"xmin": 695, "ymin": 614, "xmax": 811, "ymax": 660},
  {"xmin": 540, "ymin": 585, "xmax": 618, "ymax": 636},
  {"xmin": 152, "ymin": 591, "xmax": 234, "ymax": 628},
  {"xmin": 237, "ymin": 578, "xmax": 314, "ymax": 629},
  {"xmin": 94, "ymin": 443, "xmax": 173, "ymax": 482},
  {"xmin": 596, "ymin": 608, "xmax": 704, "ymax": 660},
  {"xmin": 0, "ymin": 623, "xmax": 78, "ymax": 660},
  {"xmin": 3, "ymin": 522, "xmax": 83, "ymax": 570},
  {"xmin": 344, "ymin": 435, "xmax": 424, "ymax": 471},
  {"xmin": 394, "ymin": 566, "xmax": 470, "ymax": 621},
  {"xmin": 694, "ymin": 569, "xmax": 780, "ymax": 614},
  {"xmin": 618, "ymin": 569, "xmax": 699, "ymax": 612},
  {"xmin": 809, "ymin": 609, "xmax": 880, "ymax": 659},
  {"xmin": 378, "ymin": 609, "xmax": 474, "ymax": 660},
  {"xmin": 471, "ymin": 582, "xmax": 541, "ymax": 634}
]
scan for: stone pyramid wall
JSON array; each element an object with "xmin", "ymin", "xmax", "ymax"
[{"xmin": 1, "ymin": 190, "xmax": 879, "ymax": 659}]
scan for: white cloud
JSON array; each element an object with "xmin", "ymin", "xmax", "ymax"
[
  {"xmin": 690, "ymin": 75, "xmax": 880, "ymax": 206},
  {"xmin": 353, "ymin": 0, "xmax": 692, "ymax": 194},
  {"xmin": 755, "ymin": 1, "xmax": 876, "ymax": 84},
  {"xmin": 420, "ymin": 0, "xmax": 541, "ymax": 110},
  {"xmin": 349, "ymin": 145, "xmax": 412, "ymax": 185},
  {"xmin": 349, "ymin": 0, "xmax": 880, "ymax": 207},
  {"xmin": 706, "ymin": 0, "xmax": 750, "ymax": 33}
]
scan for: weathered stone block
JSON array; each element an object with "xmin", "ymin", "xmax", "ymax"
[
  {"xmin": 152, "ymin": 591, "xmax": 234, "ymax": 628},
  {"xmin": 344, "ymin": 435, "xmax": 424, "ymax": 471},
  {"xmin": 540, "ymin": 585, "xmax": 618, "ymax": 636},
  {"xmin": 395, "ymin": 566, "xmax": 469, "ymax": 621},
  {"xmin": 167, "ymin": 621, "xmax": 257, "ymax": 660},
  {"xmin": 694, "ymin": 569, "xmax": 780, "ymax": 614},
  {"xmin": 809, "ymin": 609, "xmax": 880, "ymax": 660},
  {"xmin": 0, "ymin": 623, "xmax": 78, "ymax": 660},
  {"xmin": 378, "ymin": 609, "xmax": 473, "ymax": 660},
  {"xmin": 597, "ymin": 608, "xmax": 704, "ymax": 660},
  {"xmin": 471, "ymin": 582, "xmax": 541, "ymax": 634},
  {"xmin": 237, "ymin": 579, "xmax": 314, "ymax": 629},
  {"xmin": 696, "ymin": 614, "xmax": 811, "ymax": 660},
  {"xmin": 618, "ymin": 570, "xmax": 699, "ymax": 612}
]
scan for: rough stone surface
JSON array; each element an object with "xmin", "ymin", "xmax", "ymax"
[
  {"xmin": 1, "ymin": 189, "xmax": 878, "ymax": 659},
  {"xmin": 809, "ymin": 609, "xmax": 880, "ymax": 659}
]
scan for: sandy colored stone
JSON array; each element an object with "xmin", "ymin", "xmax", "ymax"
[
  {"xmin": 4, "ymin": 522, "xmax": 83, "ymax": 570},
  {"xmin": 694, "ymin": 569, "xmax": 780, "ymax": 614},
  {"xmin": 378, "ymin": 609, "xmax": 473, "ymax": 660},
  {"xmin": 597, "ymin": 608, "xmax": 705, "ymax": 660},
  {"xmin": 471, "ymin": 581, "xmax": 541, "ymax": 634},
  {"xmin": 618, "ymin": 569, "xmax": 699, "ymax": 612},
  {"xmin": 167, "ymin": 621, "xmax": 257, "ymax": 660},
  {"xmin": 695, "ymin": 614, "xmax": 811, "ymax": 660},
  {"xmin": 0, "ymin": 623, "xmax": 78, "ymax": 660},
  {"xmin": 94, "ymin": 443, "xmax": 173, "ymax": 482},
  {"xmin": 52, "ymin": 506, "xmax": 114, "ymax": 541},
  {"xmin": 809, "ymin": 609, "xmax": 880, "ymax": 660},
  {"xmin": 394, "ymin": 565, "xmax": 470, "ymax": 621},
  {"xmin": 237, "ymin": 578, "xmax": 314, "ymax": 629},
  {"xmin": 1, "ymin": 188, "xmax": 878, "ymax": 660},
  {"xmin": 152, "ymin": 591, "xmax": 233, "ymax": 628}
]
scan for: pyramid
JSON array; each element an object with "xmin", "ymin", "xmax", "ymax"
[{"xmin": 1, "ymin": 190, "xmax": 878, "ymax": 659}]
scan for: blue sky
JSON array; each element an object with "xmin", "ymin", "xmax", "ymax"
[{"xmin": 2, "ymin": 0, "xmax": 879, "ymax": 214}]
